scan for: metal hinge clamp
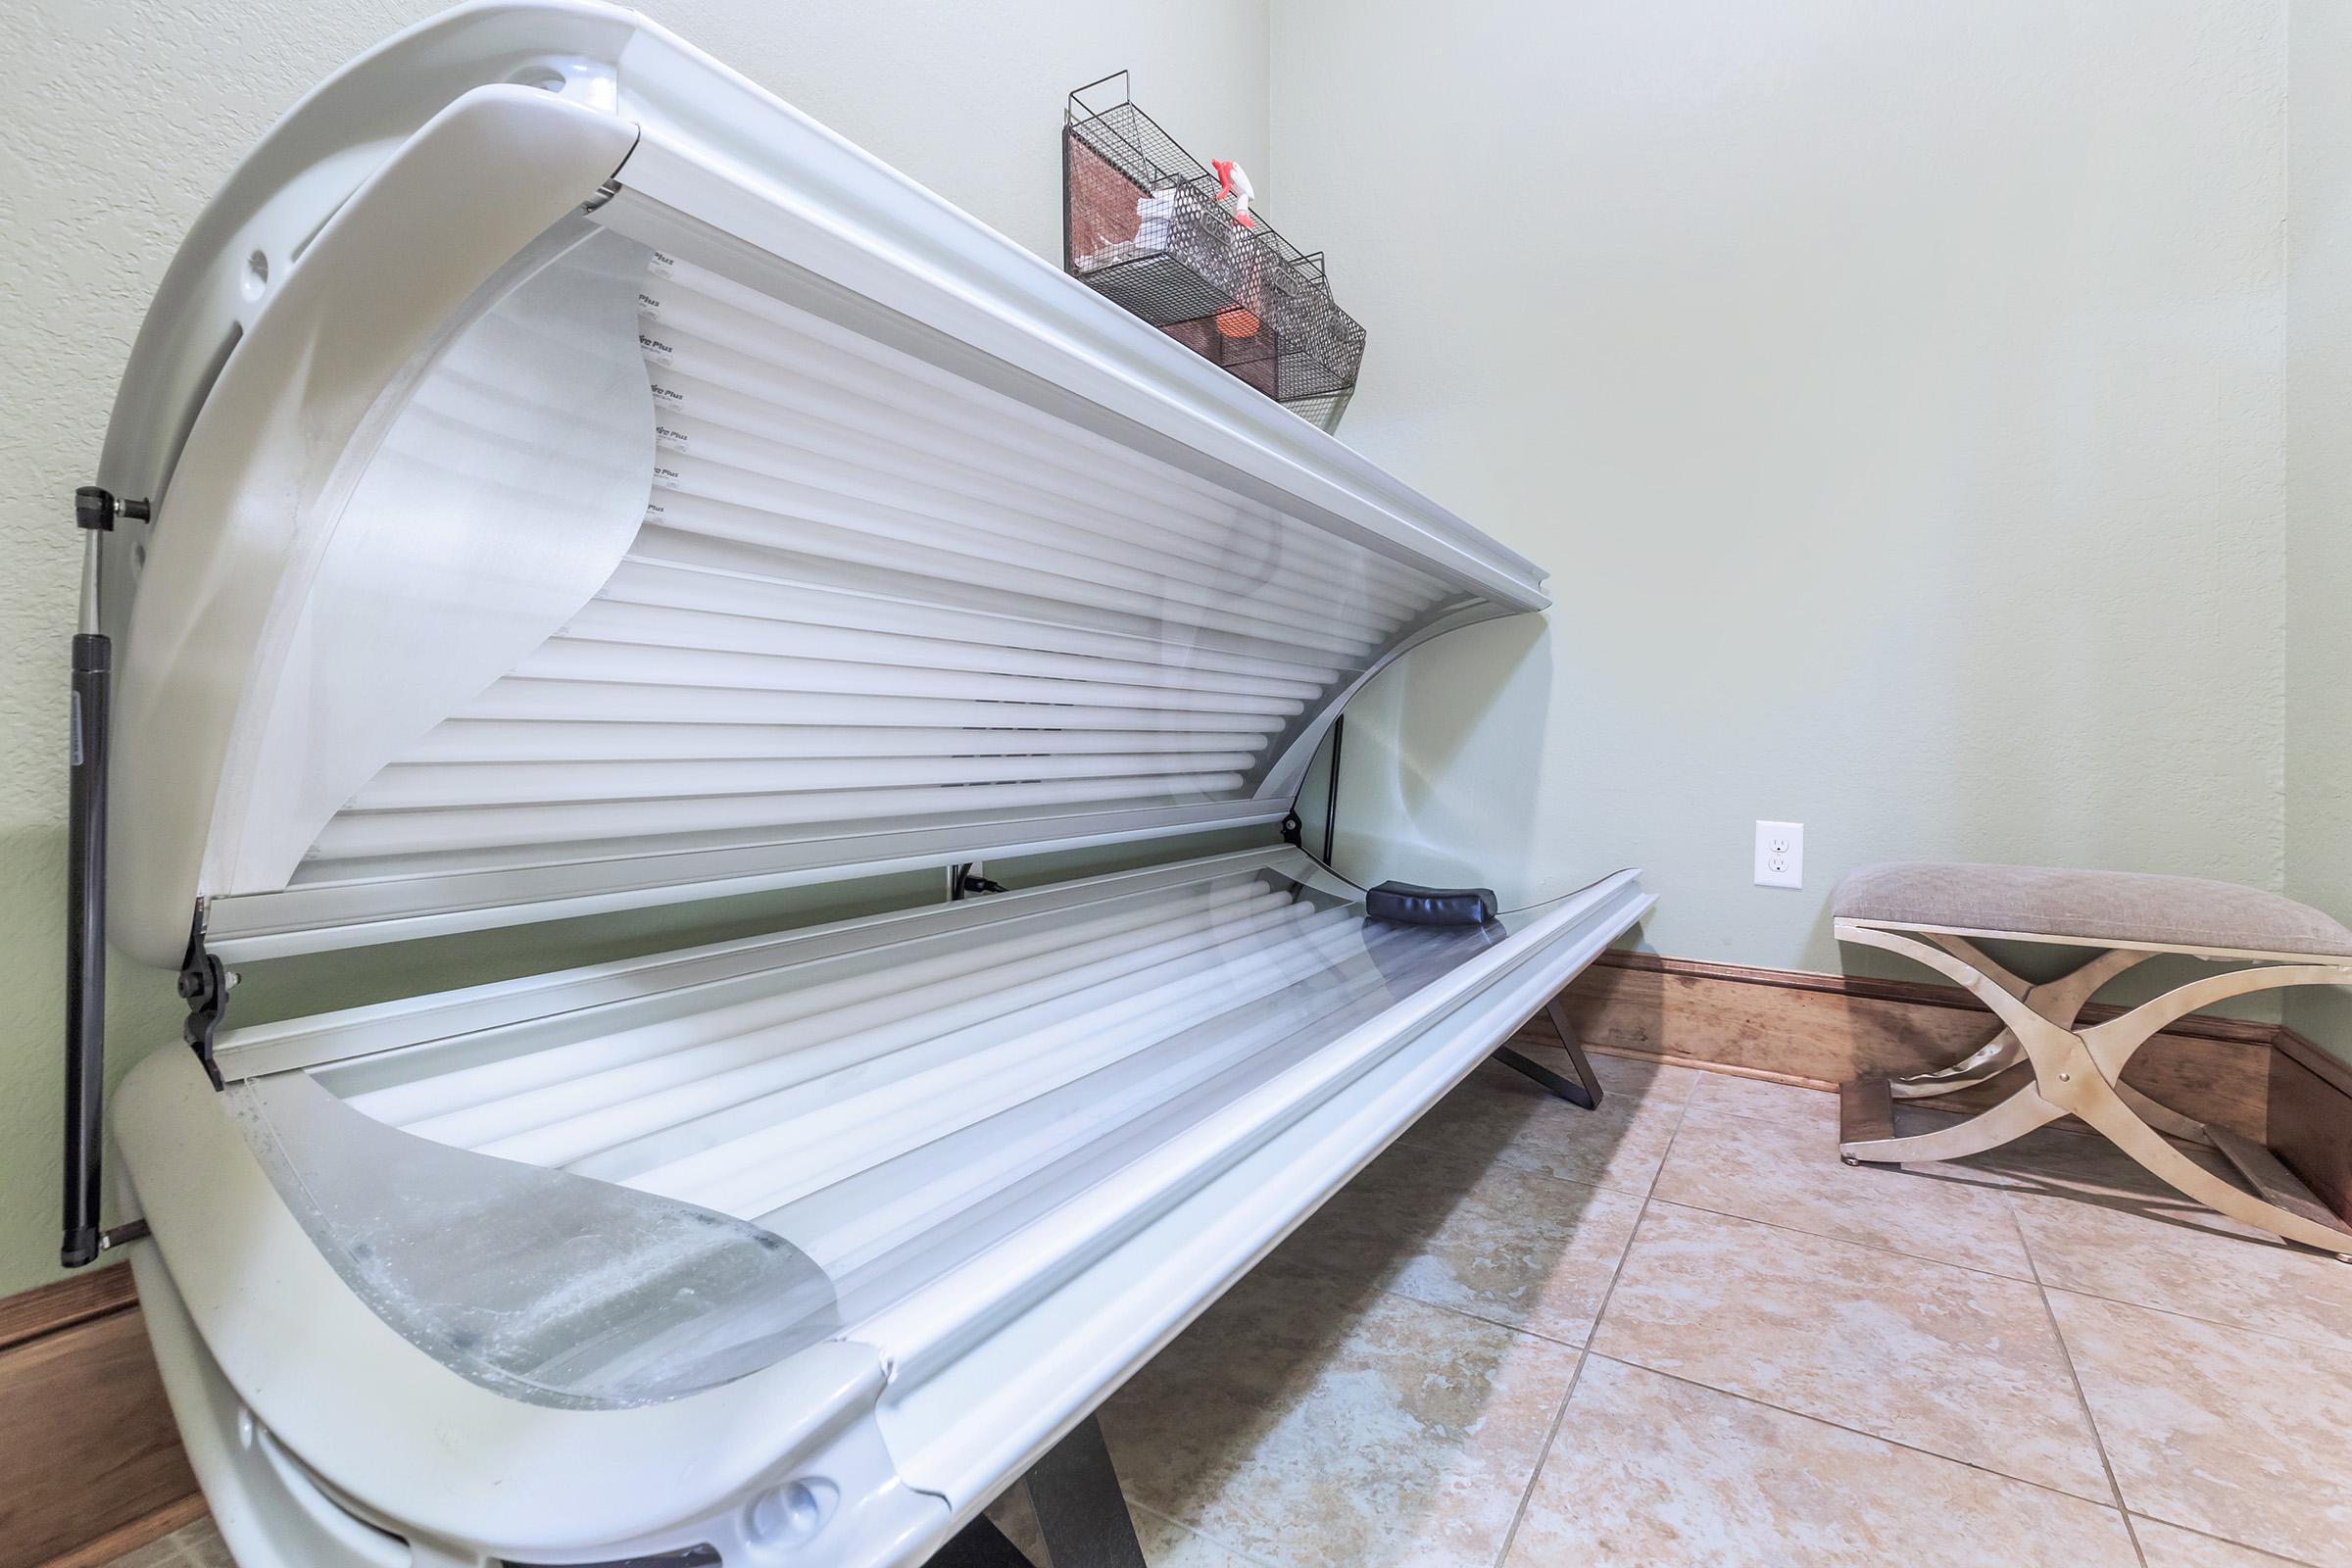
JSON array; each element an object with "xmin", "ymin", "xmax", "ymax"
[
  {"xmin": 74, "ymin": 486, "xmax": 151, "ymax": 531},
  {"xmin": 178, "ymin": 915, "xmax": 228, "ymax": 1092}
]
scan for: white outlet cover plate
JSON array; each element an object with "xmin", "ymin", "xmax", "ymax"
[{"xmin": 1754, "ymin": 820, "xmax": 1803, "ymax": 889}]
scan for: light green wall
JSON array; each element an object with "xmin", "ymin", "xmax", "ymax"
[
  {"xmin": 2287, "ymin": 1, "xmax": 2352, "ymax": 1065},
  {"xmin": 1272, "ymin": 1, "xmax": 2296, "ymax": 998},
  {"xmin": 0, "ymin": 0, "xmax": 1269, "ymax": 1297}
]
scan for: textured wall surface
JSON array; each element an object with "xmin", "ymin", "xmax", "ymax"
[
  {"xmin": 1272, "ymin": 1, "xmax": 2293, "ymax": 989},
  {"xmin": 2287, "ymin": 0, "xmax": 2352, "ymax": 1064},
  {"xmin": 0, "ymin": 0, "xmax": 1268, "ymax": 1296}
]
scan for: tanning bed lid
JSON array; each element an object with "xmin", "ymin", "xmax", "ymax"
[{"xmin": 95, "ymin": 0, "xmax": 1550, "ymax": 967}]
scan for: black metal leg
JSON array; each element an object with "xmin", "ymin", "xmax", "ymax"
[
  {"xmin": 61, "ymin": 629, "xmax": 111, "ymax": 1268},
  {"xmin": 1546, "ymin": 999, "xmax": 1606, "ymax": 1106},
  {"xmin": 1493, "ymin": 1000, "xmax": 1604, "ymax": 1110},
  {"xmin": 928, "ymin": 1514, "xmax": 1038, "ymax": 1568},
  {"xmin": 1024, "ymin": 1414, "xmax": 1148, "ymax": 1568}
]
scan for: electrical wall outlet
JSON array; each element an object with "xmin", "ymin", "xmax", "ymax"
[{"xmin": 1754, "ymin": 820, "xmax": 1803, "ymax": 889}]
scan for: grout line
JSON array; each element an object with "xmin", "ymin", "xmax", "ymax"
[
  {"xmin": 1582, "ymin": 1352, "xmax": 2145, "ymax": 1516},
  {"xmin": 2002, "ymin": 1269, "xmax": 2352, "ymax": 1359},
  {"xmin": 1491, "ymin": 1079, "xmax": 1697, "ymax": 1565},
  {"xmin": 2039, "ymin": 1278, "xmax": 2352, "ymax": 1354},
  {"xmin": 2123, "ymin": 1512, "xmax": 2320, "ymax": 1567},
  {"xmin": 2007, "ymin": 1186, "xmax": 2147, "ymax": 1565},
  {"xmin": 1354, "ymin": 1278, "xmax": 1594, "ymax": 1350},
  {"xmin": 1639, "ymin": 1191, "xmax": 2041, "ymax": 1287},
  {"xmin": 1124, "ymin": 1495, "xmax": 1281, "ymax": 1568}
]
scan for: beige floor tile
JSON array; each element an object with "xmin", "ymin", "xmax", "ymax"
[
  {"xmin": 1592, "ymin": 1202, "xmax": 2111, "ymax": 1499},
  {"xmin": 2050, "ymin": 1291, "xmax": 2352, "ymax": 1566},
  {"xmin": 1503, "ymin": 1355, "xmax": 2138, "ymax": 1568},
  {"xmin": 2132, "ymin": 1517, "xmax": 2310, "ymax": 1566},
  {"xmin": 1571, "ymin": 1046, "xmax": 1709, "ymax": 1102},
  {"xmin": 1130, "ymin": 1501, "xmax": 1273, "ymax": 1568},
  {"xmin": 1684, "ymin": 1071, "xmax": 1841, "ymax": 1131},
  {"xmin": 1400, "ymin": 1058, "xmax": 1689, "ymax": 1195},
  {"xmin": 1651, "ymin": 1103, "xmax": 2036, "ymax": 1276},
  {"xmin": 1100, "ymin": 1255, "xmax": 1579, "ymax": 1568},
  {"xmin": 1965, "ymin": 1133, "xmax": 2352, "ymax": 1353},
  {"xmin": 1277, "ymin": 1139, "xmax": 1643, "ymax": 1345}
]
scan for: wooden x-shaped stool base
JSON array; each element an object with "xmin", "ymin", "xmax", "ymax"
[{"xmin": 1835, "ymin": 919, "xmax": 2352, "ymax": 1259}]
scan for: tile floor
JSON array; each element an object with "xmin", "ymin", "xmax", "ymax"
[{"xmin": 119, "ymin": 1046, "xmax": 2352, "ymax": 1567}]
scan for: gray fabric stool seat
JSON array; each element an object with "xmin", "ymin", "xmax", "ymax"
[
  {"xmin": 1835, "ymin": 861, "xmax": 2352, "ymax": 959},
  {"xmin": 1832, "ymin": 860, "xmax": 2352, "ymax": 1256}
]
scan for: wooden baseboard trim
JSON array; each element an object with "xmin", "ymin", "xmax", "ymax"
[
  {"xmin": 1554, "ymin": 948, "xmax": 2276, "ymax": 1142},
  {"xmin": 1580, "ymin": 1039, "xmax": 1839, "ymax": 1093},
  {"xmin": 2276, "ymin": 1024, "xmax": 2352, "ymax": 1095},
  {"xmin": 0, "ymin": 1262, "xmax": 198, "ymax": 1568},
  {"xmin": 0, "ymin": 1265, "xmax": 138, "ymax": 1354},
  {"xmin": 1586, "ymin": 951, "xmax": 2281, "ymax": 1046}
]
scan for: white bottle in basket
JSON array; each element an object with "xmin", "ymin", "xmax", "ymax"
[{"xmin": 1136, "ymin": 184, "xmax": 1175, "ymax": 253}]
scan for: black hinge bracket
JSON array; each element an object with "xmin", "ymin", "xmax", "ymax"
[
  {"xmin": 950, "ymin": 861, "xmax": 1010, "ymax": 900},
  {"xmin": 74, "ymin": 486, "xmax": 151, "ymax": 532},
  {"xmin": 1281, "ymin": 713, "xmax": 1346, "ymax": 859},
  {"xmin": 178, "ymin": 914, "xmax": 227, "ymax": 1092}
]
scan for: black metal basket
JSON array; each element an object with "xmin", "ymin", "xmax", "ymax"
[{"xmin": 1064, "ymin": 73, "xmax": 1365, "ymax": 432}]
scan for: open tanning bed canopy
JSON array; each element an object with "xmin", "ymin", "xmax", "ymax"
[
  {"xmin": 81, "ymin": 7, "xmax": 1648, "ymax": 1567},
  {"xmin": 92, "ymin": 0, "xmax": 1545, "ymax": 969}
]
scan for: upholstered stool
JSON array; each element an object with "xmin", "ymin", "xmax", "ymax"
[{"xmin": 1833, "ymin": 862, "xmax": 2352, "ymax": 1256}]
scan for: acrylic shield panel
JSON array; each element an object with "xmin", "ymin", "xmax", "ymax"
[{"xmin": 230, "ymin": 850, "xmax": 1571, "ymax": 1407}]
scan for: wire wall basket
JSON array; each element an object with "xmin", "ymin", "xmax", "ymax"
[{"xmin": 1064, "ymin": 73, "xmax": 1366, "ymax": 432}]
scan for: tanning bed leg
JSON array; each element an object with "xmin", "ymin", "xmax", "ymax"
[
  {"xmin": 1493, "ymin": 999, "xmax": 1602, "ymax": 1110},
  {"xmin": 1023, "ymin": 1414, "xmax": 1148, "ymax": 1568}
]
